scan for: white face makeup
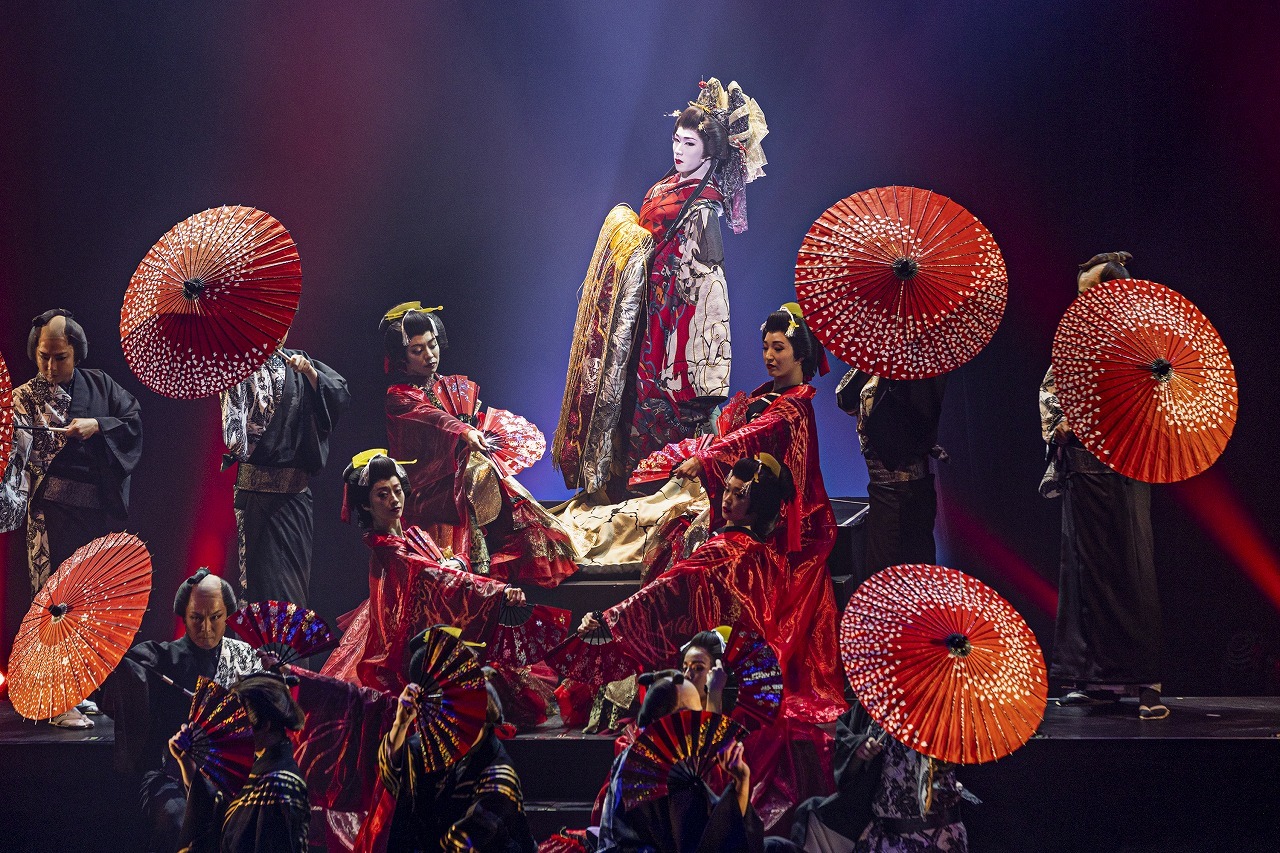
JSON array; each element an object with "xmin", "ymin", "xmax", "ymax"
[
  {"xmin": 366, "ymin": 476, "xmax": 405, "ymax": 531},
  {"xmin": 673, "ymin": 126, "xmax": 707, "ymax": 176},
  {"xmin": 404, "ymin": 329, "xmax": 441, "ymax": 378},
  {"xmin": 721, "ymin": 475, "xmax": 754, "ymax": 526}
]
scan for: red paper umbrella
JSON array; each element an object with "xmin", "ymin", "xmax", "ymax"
[
  {"xmin": 628, "ymin": 435, "xmax": 714, "ymax": 488},
  {"xmin": 1051, "ymin": 278, "xmax": 1237, "ymax": 483},
  {"xmin": 229, "ymin": 601, "xmax": 337, "ymax": 667},
  {"xmin": 0, "ymin": 350, "xmax": 13, "ymax": 464},
  {"xmin": 618, "ymin": 709, "xmax": 747, "ymax": 809},
  {"xmin": 176, "ymin": 676, "xmax": 256, "ymax": 795},
  {"xmin": 477, "ymin": 407, "xmax": 547, "ymax": 477},
  {"xmin": 723, "ymin": 627, "xmax": 782, "ymax": 732},
  {"xmin": 8, "ymin": 532, "xmax": 152, "ymax": 720},
  {"xmin": 434, "ymin": 376, "xmax": 481, "ymax": 421},
  {"xmin": 840, "ymin": 564, "xmax": 1047, "ymax": 765},
  {"xmin": 543, "ymin": 623, "xmax": 641, "ymax": 687},
  {"xmin": 411, "ymin": 628, "xmax": 489, "ymax": 773},
  {"xmin": 483, "ymin": 603, "xmax": 572, "ymax": 669},
  {"xmin": 795, "ymin": 186, "xmax": 1007, "ymax": 380},
  {"xmin": 121, "ymin": 205, "xmax": 301, "ymax": 399}
]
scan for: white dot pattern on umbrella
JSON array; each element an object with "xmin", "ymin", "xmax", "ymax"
[
  {"xmin": 121, "ymin": 205, "xmax": 301, "ymax": 399},
  {"xmin": 1052, "ymin": 279, "xmax": 1237, "ymax": 483},
  {"xmin": 0, "ymin": 350, "xmax": 13, "ymax": 464},
  {"xmin": 840, "ymin": 563, "xmax": 1047, "ymax": 765},
  {"xmin": 796, "ymin": 186, "xmax": 1007, "ymax": 380}
]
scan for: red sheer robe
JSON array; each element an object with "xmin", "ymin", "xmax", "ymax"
[
  {"xmin": 320, "ymin": 526, "xmax": 508, "ymax": 694},
  {"xmin": 693, "ymin": 382, "xmax": 847, "ymax": 725},
  {"xmin": 387, "ymin": 377, "xmax": 577, "ymax": 587}
]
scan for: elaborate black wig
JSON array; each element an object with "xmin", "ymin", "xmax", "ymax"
[
  {"xmin": 761, "ymin": 309, "xmax": 822, "ymax": 381},
  {"xmin": 729, "ymin": 455, "xmax": 796, "ymax": 537},
  {"xmin": 28, "ymin": 309, "xmax": 88, "ymax": 363},
  {"xmin": 233, "ymin": 671, "xmax": 305, "ymax": 732}
]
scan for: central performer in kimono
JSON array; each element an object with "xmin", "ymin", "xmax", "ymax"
[{"xmin": 553, "ymin": 78, "xmax": 768, "ymax": 500}]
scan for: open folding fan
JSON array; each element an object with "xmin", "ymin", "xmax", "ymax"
[
  {"xmin": 483, "ymin": 603, "xmax": 572, "ymax": 669},
  {"xmin": 7, "ymin": 532, "xmax": 151, "ymax": 720},
  {"xmin": 229, "ymin": 601, "xmax": 337, "ymax": 666},
  {"xmin": 723, "ymin": 627, "xmax": 782, "ymax": 732},
  {"xmin": 434, "ymin": 375, "xmax": 482, "ymax": 423},
  {"xmin": 840, "ymin": 563, "xmax": 1047, "ymax": 765},
  {"xmin": 477, "ymin": 407, "xmax": 546, "ymax": 477},
  {"xmin": 543, "ymin": 621, "xmax": 641, "ymax": 687},
  {"xmin": 795, "ymin": 186, "xmax": 1007, "ymax": 380},
  {"xmin": 410, "ymin": 628, "xmax": 489, "ymax": 773},
  {"xmin": 1051, "ymin": 278, "xmax": 1237, "ymax": 483},
  {"xmin": 175, "ymin": 676, "xmax": 256, "ymax": 795},
  {"xmin": 404, "ymin": 525, "xmax": 449, "ymax": 562},
  {"xmin": 121, "ymin": 205, "xmax": 301, "ymax": 399},
  {"xmin": 628, "ymin": 435, "xmax": 714, "ymax": 488},
  {"xmin": 618, "ymin": 709, "xmax": 747, "ymax": 809}
]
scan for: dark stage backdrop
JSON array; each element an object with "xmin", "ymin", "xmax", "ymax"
[{"xmin": 2, "ymin": 2, "xmax": 1277, "ymax": 694}]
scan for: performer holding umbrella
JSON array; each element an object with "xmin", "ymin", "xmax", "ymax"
[{"xmin": 1042, "ymin": 252, "xmax": 1237, "ymax": 719}]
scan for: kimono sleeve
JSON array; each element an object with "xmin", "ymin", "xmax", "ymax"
[
  {"xmin": 96, "ymin": 373, "xmax": 143, "ymax": 478},
  {"xmin": 176, "ymin": 773, "xmax": 225, "ymax": 853},
  {"xmin": 443, "ymin": 764, "xmax": 533, "ymax": 852}
]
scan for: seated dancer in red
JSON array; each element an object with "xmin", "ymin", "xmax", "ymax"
[
  {"xmin": 670, "ymin": 304, "xmax": 846, "ymax": 725},
  {"xmin": 320, "ymin": 450, "xmax": 525, "ymax": 694},
  {"xmin": 380, "ymin": 302, "xmax": 578, "ymax": 587}
]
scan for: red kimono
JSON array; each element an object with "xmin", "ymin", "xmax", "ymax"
[
  {"xmin": 320, "ymin": 526, "xmax": 507, "ymax": 694},
  {"xmin": 693, "ymin": 383, "xmax": 847, "ymax": 725},
  {"xmin": 387, "ymin": 378, "xmax": 577, "ymax": 587}
]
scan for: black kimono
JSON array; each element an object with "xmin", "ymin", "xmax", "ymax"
[
  {"xmin": 837, "ymin": 370, "xmax": 947, "ymax": 575},
  {"xmin": 378, "ymin": 728, "xmax": 536, "ymax": 853},
  {"xmin": 598, "ymin": 748, "xmax": 764, "ymax": 853},
  {"xmin": 99, "ymin": 636, "xmax": 261, "ymax": 853},
  {"xmin": 0, "ymin": 368, "xmax": 142, "ymax": 592},
  {"xmin": 178, "ymin": 739, "xmax": 310, "ymax": 853},
  {"xmin": 221, "ymin": 349, "xmax": 349, "ymax": 606}
]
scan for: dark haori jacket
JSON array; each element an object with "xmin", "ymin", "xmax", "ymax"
[
  {"xmin": 598, "ymin": 749, "xmax": 764, "ymax": 853},
  {"xmin": 178, "ymin": 739, "xmax": 310, "ymax": 853},
  {"xmin": 378, "ymin": 728, "xmax": 537, "ymax": 853},
  {"xmin": 836, "ymin": 370, "xmax": 947, "ymax": 470}
]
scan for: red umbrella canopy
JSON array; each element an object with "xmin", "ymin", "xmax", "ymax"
[
  {"xmin": 840, "ymin": 564, "xmax": 1047, "ymax": 765},
  {"xmin": 8, "ymin": 532, "xmax": 152, "ymax": 720},
  {"xmin": 795, "ymin": 186, "xmax": 1007, "ymax": 379},
  {"xmin": 0, "ymin": 349, "xmax": 13, "ymax": 464},
  {"xmin": 121, "ymin": 205, "xmax": 301, "ymax": 399},
  {"xmin": 1051, "ymin": 278, "xmax": 1238, "ymax": 483}
]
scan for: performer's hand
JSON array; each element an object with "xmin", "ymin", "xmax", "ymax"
[
  {"xmin": 285, "ymin": 353, "xmax": 319, "ymax": 389},
  {"xmin": 578, "ymin": 612, "xmax": 601, "ymax": 633},
  {"xmin": 717, "ymin": 740, "xmax": 751, "ymax": 815},
  {"xmin": 394, "ymin": 682, "xmax": 422, "ymax": 728},
  {"xmin": 64, "ymin": 418, "xmax": 99, "ymax": 440},
  {"xmin": 168, "ymin": 723, "xmax": 190, "ymax": 761},
  {"xmin": 1052, "ymin": 421, "xmax": 1073, "ymax": 445},
  {"xmin": 855, "ymin": 734, "xmax": 886, "ymax": 762},
  {"xmin": 672, "ymin": 456, "xmax": 702, "ymax": 480},
  {"xmin": 256, "ymin": 649, "xmax": 285, "ymax": 672},
  {"xmin": 504, "ymin": 586, "xmax": 526, "ymax": 606},
  {"xmin": 707, "ymin": 659, "xmax": 728, "ymax": 695},
  {"xmin": 463, "ymin": 429, "xmax": 489, "ymax": 453}
]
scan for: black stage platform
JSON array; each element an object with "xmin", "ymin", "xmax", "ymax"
[{"xmin": 3, "ymin": 697, "xmax": 1279, "ymax": 852}]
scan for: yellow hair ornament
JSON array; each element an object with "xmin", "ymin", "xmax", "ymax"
[
  {"xmin": 780, "ymin": 302, "xmax": 803, "ymax": 338},
  {"xmin": 433, "ymin": 625, "xmax": 487, "ymax": 649},
  {"xmin": 714, "ymin": 625, "xmax": 733, "ymax": 646},
  {"xmin": 382, "ymin": 301, "xmax": 443, "ymax": 323},
  {"xmin": 755, "ymin": 452, "xmax": 782, "ymax": 480}
]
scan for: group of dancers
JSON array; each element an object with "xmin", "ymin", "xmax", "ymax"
[{"xmin": 0, "ymin": 77, "xmax": 1170, "ymax": 853}]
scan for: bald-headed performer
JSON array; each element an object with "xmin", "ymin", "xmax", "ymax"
[{"xmin": 0, "ymin": 309, "xmax": 143, "ymax": 594}]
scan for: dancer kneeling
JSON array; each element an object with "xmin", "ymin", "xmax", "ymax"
[
  {"xmin": 170, "ymin": 672, "xmax": 310, "ymax": 853},
  {"xmin": 320, "ymin": 451, "xmax": 525, "ymax": 693},
  {"xmin": 598, "ymin": 670, "xmax": 762, "ymax": 853}
]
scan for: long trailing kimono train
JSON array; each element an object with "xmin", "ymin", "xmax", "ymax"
[
  {"xmin": 0, "ymin": 369, "xmax": 142, "ymax": 593},
  {"xmin": 1039, "ymin": 367, "xmax": 1161, "ymax": 687},
  {"xmin": 221, "ymin": 348, "xmax": 350, "ymax": 606},
  {"xmin": 178, "ymin": 740, "xmax": 310, "ymax": 853},
  {"xmin": 554, "ymin": 173, "xmax": 731, "ymax": 500},
  {"xmin": 387, "ymin": 378, "xmax": 578, "ymax": 587},
  {"xmin": 320, "ymin": 526, "xmax": 509, "ymax": 694}
]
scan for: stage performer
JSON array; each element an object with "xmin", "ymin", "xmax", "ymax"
[
  {"xmin": 681, "ymin": 630, "xmax": 729, "ymax": 715},
  {"xmin": 372, "ymin": 628, "xmax": 538, "ymax": 852},
  {"xmin": 1040, "ymin": 251, "xmax": 1168, "ymax": 720},
  {"xmin": 836, "ymin": 369, "xmax": 948, "ymax": 575},
  {"xmin": 380, "ymin": 302, "xmax": 579, "ymax": 587},
  {"xmin": 171, "ymin": 671, "xmax": 310, "ymax": 853},
  {"xmin": 220, "ymin": 338, "xmax": 350, "ymax": 607},
  {"xmin": 99, "ymin": 570, "xmax": 261, "ymax": 853},
  {"xmin": 765, "ymin": 703, "xmax": 972, "ymax": 853},
  {"xmin": 0, "ymin": 309, "xmax": 142, "ymax": 595},
  {"xmin": 598, "ymin": 671, "xmax": 763, "ymax": 853},
  {"xmin": 553, "ymin": 78, "xmax": 768, "ymax": 500},
  {"xmin": 319, "ymin": 451, "xmax": 525, "ymax": 694}
]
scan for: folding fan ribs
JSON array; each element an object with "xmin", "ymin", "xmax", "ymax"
[
  {"xmin": 229, "ymin": 600, "xmax": 337, "ymax": 666},
  {"xmin": 618, "ymin": 709, "xmax": 747, "ymax": 809},
  {"xmin": 178, "ymin": 676, "xmax": 256, "ymax": 795},
  {"xmin": 795, "ymin": 185, "xmax": 1007, "ymax": 380},
  {"xmin": 543, "ymin": 622, "xmax": 641, "ymax": 687},
  {"xmin": 628, "ymin": 435, "xmax": 714, "ymax": 488},
  {"xmin": 483, "ymin": 602, "xmax": 572, "ymax": 669},
  {"xmin": 120, "ymin": 205, "xmax": 301, "ymax": 399},
  {"xmin": 434, "ymin": 376, "xmax": 481, "ymax": 423},
  {"xmin": 723, "ymin": 627, "xmax": 782, "ymax": 731},
  {"xmin": 840, "ymin": 563, "xmax": 1047, "ymax": 765},
  {"xmin": 1051, "ymin": 278, "xmax": 1237, "ymax": 483},
  {"xmin": 410, "ymin": 628, "xmax": 489, "ymax": 773},
  {"xmin": 477, "ymin": 407, "xmax": 547, "ymax": 477}
]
